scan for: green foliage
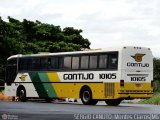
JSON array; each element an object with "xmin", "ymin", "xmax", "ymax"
[
  {"xmin": 153, "ymin": 58, "xmax": 160, "ymax": 93},
  {"xmin": 139, "ymin": 93, "xmax": 160, "ymax": 105},
  {"xmin": 153, "ymin": 58, "xmax": 160, "ymax": 80},
  {"xmin": 0, "ymin": 87, "xmax": 4, "ymax": 92},
  {"xmin": 0, "ymin": 16, "xmax": 90, "ymax": 80}
]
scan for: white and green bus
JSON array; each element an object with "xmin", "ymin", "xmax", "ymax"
[{"xmin": 5, "ymin": 46, "xmax": 153, "ymax": 106}]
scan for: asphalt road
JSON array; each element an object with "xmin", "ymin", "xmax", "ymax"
[{"xmin": 0, "ymin": 100, "xmax": 160, "ymax": 120}]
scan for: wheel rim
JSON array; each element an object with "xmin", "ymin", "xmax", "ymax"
[{"xmin": 83, "ymin": 91, "xmax": 90, "ymax": 102}]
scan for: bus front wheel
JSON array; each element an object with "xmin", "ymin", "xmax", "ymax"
[
  {"xmin": 17, "ymin": 87, "xmax": 27, "ymax": 102},
  {"xmin": 80, "ymin": 87, "xmax": 98, "ymax": 105}
]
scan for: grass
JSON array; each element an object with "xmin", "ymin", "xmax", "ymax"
[
  {"xmin": 0, "ymin": 88, "xmax": 12, "ymax": 101},
  {"xmin": 139, "ymin": 93, "xmax": 160, "ymax": 105}
]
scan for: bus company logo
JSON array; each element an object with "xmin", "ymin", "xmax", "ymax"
[
  {"xmin": 131, "ymin": 53, "xmax": 145, "ymax": 62},
  {"xmin": 19, "ymin": 74, "xmax": 27, "ymax": 81}
]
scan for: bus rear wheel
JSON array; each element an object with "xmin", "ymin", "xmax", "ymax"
[
  {"xmin": 17, "ymin": 87, "xmax": 27, "ymax": 102},
  {"xmin": 105, "ymin": 99, "xmax": 121, "ymax": 106},
  {"xmin": 80, "ymin": 87, "xmax": 98, "ymax": 105}
]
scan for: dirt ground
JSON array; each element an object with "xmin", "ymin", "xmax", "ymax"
[{"xmin": 0, "ymin": 92, "xmax": 13, "ymax": 101}]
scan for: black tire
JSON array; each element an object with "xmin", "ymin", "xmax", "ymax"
[
  {"xmin": 17, "ymin": 87, "xmax": 27, "ymax": 102},
  {"xmin": 45, "ymin": 98, "xmax": 53, "ymax": 103},
  {"xmin": 105, "ymin": 99, "xmax": 121, "ymax": 106},
  {"xmin": 80, "ymin": 87, "xmax": 98, "ymax": 105},
  {"xmin": 90, "ymin": 99, "xmax": 98, "ymax": 105}
]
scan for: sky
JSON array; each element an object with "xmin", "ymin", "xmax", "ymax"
[{"xmin": 0, "ymin": 0, "xmax": 160, "ymax": 57}]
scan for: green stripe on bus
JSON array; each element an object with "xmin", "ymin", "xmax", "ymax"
[
  {"xmin": 38, "ymin": 72, "xmax": 57, "ymax": 97},
  {"xmin": 29, "ymin": 72, "xmax": 48, "ymax": 98}
]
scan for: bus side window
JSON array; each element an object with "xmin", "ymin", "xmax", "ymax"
[
  {"xmin": 31, "ymin": 58, "xmax": 40, "ymax": 70},
  {"xmin": 19, "ymin": 58, "xmax": 28, "ymax": 71},
  {"xmin": 58, "ymin": 57, "xmax": 64, "ymax": 70},
  {"xmin": 89, "ymin": 55, "xmax": 98, "ymax": 69},
  {"xmin": 64, "ymin": 56, "xmax": 71, "ymax": 69},
  {"xmin": 99, "ymin": 55, "xmax": 108, "ymax": 69},
  {"xmin": 47, "ymin": 58, "xmax": 52, "ymax": 70},
  {"xmin": 72, "ymin": 57, "xmax": 79, "ymax": 69},
  {"xmin": 50, "ymin": 57, "xmax": 58, "ymax": 70},
  {"xmin": 81, "ymin": 56, "xmax": 89, "ymax": 69},
  {"xmin": 108, "ymin": 54, "xmax": 118, "ymax": 69},
  {"xmin": 27, "ymin": 58, "xmax": 32, "ymax": 70},
  {"xmin": 41, "ymin": 58, "xmax": 48, "ymax": 70}
]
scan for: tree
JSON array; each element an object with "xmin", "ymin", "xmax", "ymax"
[
  {"xmin": 153, "ymin": 58, "xmax": 160, "ymax": 92},
  {"xmin": 0, "ymin": 16, "xmax": 91, "ymax": 80},
  {"xmin": 153, "ymin": 58, "xmax": 160, "ymax": 80}
]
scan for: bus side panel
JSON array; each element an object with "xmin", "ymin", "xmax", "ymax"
[
  {"xmin": 5, "ymin": 83, "xmax": 17, "ymax": 96},
  {"xmin": 47, "ymin": 71, "xmax": 122, "ymax": 99},
  {"xmin": 41, "ymin": 83, "xmax": 105, "ymax": 99},
  {"xmin": 28, "ymin": 72, "xmax": 57, "ymax": 98},
  {"xmin": 5, "ymin": 73, "xmax": 39, "ymax": 97},
  {"xmin": 15, "ymin": 73, "xmax": 39, "ymax": 98},
  {"xmin": 51, "ymin": 83, "xmax": 105, "ymax": 99},
  {"xmin": 48, "ymin": 72, "xmax": 106, "ymax": 99}
]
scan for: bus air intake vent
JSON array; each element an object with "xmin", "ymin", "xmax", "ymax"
[{"xmin": 104, "ymin": 83, "xmax": 115, "ymax": 97}]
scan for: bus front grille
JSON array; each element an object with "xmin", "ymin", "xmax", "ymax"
[{"xmin": 104, "ymin": 83, "xmax": 115, "ymax": 97}]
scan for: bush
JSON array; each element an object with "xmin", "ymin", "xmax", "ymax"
[{"xmin": 139, "ymin": 93, "xmax": 160, "ymax": 105}]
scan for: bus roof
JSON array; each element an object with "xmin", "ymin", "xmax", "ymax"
[{"xmin": 7, "ymin": 46, "xmax": 151, "ymax": 60}]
